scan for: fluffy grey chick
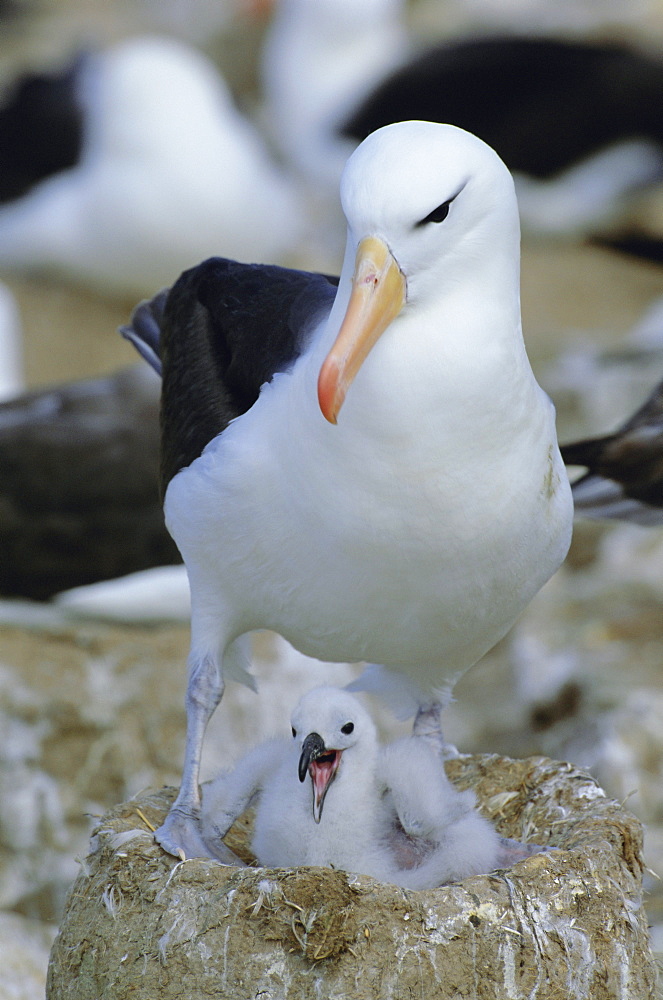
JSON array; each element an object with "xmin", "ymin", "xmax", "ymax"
[{"xmin": 202, "ymin": 686, "xmax": 538, "ymax": 886}]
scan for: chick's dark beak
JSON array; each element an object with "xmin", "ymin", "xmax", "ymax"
[
  {"xmin": 298, "ymin": 731, "xmax": 343, "ymax": 823},
  {"xmin": 298, "ymin": 732, "xmax": 326, "ymax": 782}
]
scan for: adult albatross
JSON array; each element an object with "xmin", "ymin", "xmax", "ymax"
[{"xmin": 123, "ymin": 121, "xmax": 573, "ymax": 861}]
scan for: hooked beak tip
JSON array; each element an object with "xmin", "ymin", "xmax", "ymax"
[
  {"xmin": 317, "ymin": 358, "xmax": 342, "ymax": 424},
  {"xmin": 317, "ymin": 236, "xmax": 406, "ymax": 424}
]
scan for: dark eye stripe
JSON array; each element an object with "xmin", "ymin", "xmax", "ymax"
[{"xmin": 417, "ymin": 200, "xmax": 452, "ymax": 226}]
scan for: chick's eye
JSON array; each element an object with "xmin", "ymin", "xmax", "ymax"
[
  {"xmin": 291, "ymin": 727, "xmax": 297, "ymax": 738},
  {"xmin": 417, "ymin": 200, "xmax": 452, "ymax": 226},
  {"xmin": 341, "ymin": 722, "xmax": 354, "ymax": 735}
]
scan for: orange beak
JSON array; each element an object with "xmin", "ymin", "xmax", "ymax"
[
  {"xmin": 240, "ymin": 0, "xmax": 274, "ymax": 20},
  {"xmin": 317, "ymin": 236, "xmax": 406, "ymax": 424}
]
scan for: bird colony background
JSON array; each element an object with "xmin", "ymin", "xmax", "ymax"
[{"xmin": 0, "ymin": 0, "xmax": 663, "ymax": 997}]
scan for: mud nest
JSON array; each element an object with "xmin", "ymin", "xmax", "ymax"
[{"xmin": 47, "ymin": 753, "xmax": 657, "ymax": 999}]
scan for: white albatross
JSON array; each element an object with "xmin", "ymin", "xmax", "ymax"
[
  {"xmin": 262, "ymin": 11, "xmax": 663, "ymax": 242},
  {"xmin": 0, "ymin": 37, "xmax": 304, "ymax": 299},
  {"xmin": 123, "ymin": 120, "xmax": 573, "ymax": 861},
  {"xmin": 202, "ymin": 685, "xmax": 526, "ymax": 886},
  {"xmin": 261, "ymin": 0, "xmax": 408, "ymax": 190}
]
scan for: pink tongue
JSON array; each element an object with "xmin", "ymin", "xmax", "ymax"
[{"xmin": 310, "ymin": 756, "xmax": 336, "ymax": 802}]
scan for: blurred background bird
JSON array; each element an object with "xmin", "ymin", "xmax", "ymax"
[
  {"xmin": 0, "ymin": 35, "xmax": 307, "ymax": 299},
  {"xmin": 261, "ymin": 0, "xmax": 663, "ymax": 243},
  {"xmin": 0, "ymin": 0, "xmax": 662, "ymax": 995},
  {"xmin": 0, "ymin": 364, "xmax": 178, "ymax": 601},
  {"xmin": 562, "ymin": 375, "xmax": 663, "ymax": 525}
]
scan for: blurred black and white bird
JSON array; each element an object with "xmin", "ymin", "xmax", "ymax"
[
  {"xmin": 0, "ymin": 52, "xmax": 85, "ymax": 205},
  {"xmin": 0, "ymin": 364, "xmax": 178, "ymax": 600},
  {"xmin": 262, "ymin": 3, "xmax": 663, "ymax": 239},
  {"xmin": 0, "ymin": 36, "xmax": 305, "ymax": 299},
  {"xmin": 261, "ymin": 0, "xmax": 408, "ymax": 189},
  {"xmin": 562, "ymin": 377, "xmax": 663, "ymax": 525}
]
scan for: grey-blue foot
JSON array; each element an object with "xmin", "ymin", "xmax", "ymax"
[
  {"xmin": 412, "ymin": 704, "xmax": 459, "ymax": 758},
  {"xmin": 155, "ymin": 808, "xmax": 244, "ymax": 864}
]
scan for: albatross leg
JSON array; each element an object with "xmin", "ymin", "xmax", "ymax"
[
  {"xmin": 412, "ymin": 702, "xmax": 460, "ymax": 759},
  {"xmin": 413, "ymin": 706, "xmax": 553, "ymax": 868},
  {"xmin": 155, "ymin": 651, "xmax": 243, "ymax": 864}
]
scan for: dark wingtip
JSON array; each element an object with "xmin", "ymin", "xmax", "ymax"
[
  {"xmin": 590, "ymin": 234, "xmax": 663, "ymax": 265},
  {"xmin": 559, "ymin": 435, "xmax": 611, "ymax": 470},
  {"xmin": 120, "ymin": 288, "xmax": 169, "ymax": 377}
]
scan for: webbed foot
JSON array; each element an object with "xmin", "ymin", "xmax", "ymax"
[{"xmin": 155, "ymin": 806, "xmax": 245, "ymax": 865}]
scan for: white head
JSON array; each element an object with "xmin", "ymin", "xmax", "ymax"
[
  {"xmin": 290, "ymin": 685, "xmax": 377, "ymax": 823},
  {"xmin": 318, "ymin": 121, "xmax": 522, "ymax": 423},
  {"xmin": 81, "ymin": 37, "xmax": 237, "ymax": 157},
  {"xmin": 342, "ymin": 121, "xmax": 519, "ymax": 296}
]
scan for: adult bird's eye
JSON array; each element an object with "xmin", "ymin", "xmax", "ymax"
[
  {"xmin": 341, "ymin": 722, "xmax": 354, "ymax": 735},
  {"xmin": 417, "ymin": 200, "xmax": 452, "ymax": 226},
  {"xmin": 292, "ymin": 727, "xmax": 297, "ymax": 737}
]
